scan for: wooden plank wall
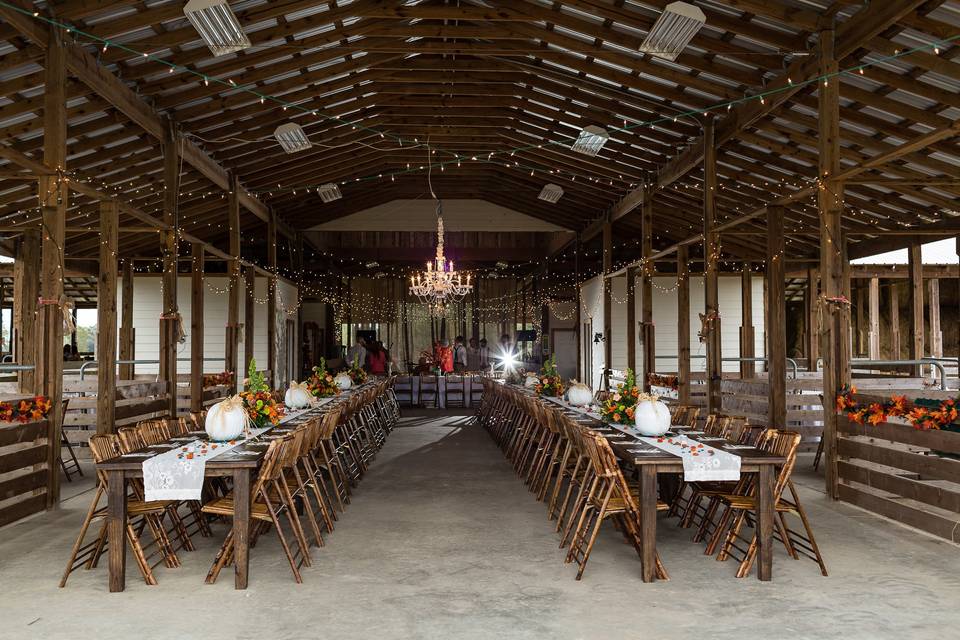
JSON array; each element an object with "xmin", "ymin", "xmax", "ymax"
[
  {"xmin": 0, "ymin": 420, "xmax": 50, "ymax": 528},
  {"xmin": 837, "ymin": 396, "xmax": 960, "ymax": 543}
]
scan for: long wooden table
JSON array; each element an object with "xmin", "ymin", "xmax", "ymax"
[
  {"xmin": 545, "ymin": 399, "xmax": 785, "ymax": 582},
  {"xmin": 95, "ymin": 395, "xmax": 349, "ymax": 592}
]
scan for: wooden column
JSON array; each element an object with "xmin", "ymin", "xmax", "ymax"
[
  {"xmin": 867, "ymin": 277, "xmax": 881, "ymax": 360},
  {"xmin": 626, "ymin": 266, "xmax": 637, "ymax": 375},
  {"xmin": 97, "ymin": 201, "xmax": 119, "ymax": 434},
  {"xmin": 267, "ymin": 213, "xmax": 278, "ymax": 387},
  {"xmin": 159, "ymin": 120, "xmax": 180, "ymax": 417},
  {"xmin": 244, "ymin": 266, "xmax": 256, "ymax": 373},
  {"xmin": 908, "ymin": 243, "xmax": 924, "ymax": 376},
  {"xmin": 118, "ymin": 261, "xmax": 135, "ymax": 379},
  {"xmin": 226, "ymin": 173, "xmax": 241, "ymax": 391},
  {"xmin": 574, "ymin": 234, "xmax": 582, "ymax": 381},
  {"xmin": 677, "ymin": 245, "xmax": 691, "ymax": 404},
  {"xmin": 703, "ymin": 115, "xmax": 722, "ymax": 413},
  {"xmin": 739, "ymin": 262, "xmax": 755, "ymax": 378},
  {"xmin": 928, "ymin": 278, "xmax": 942, "ymax": 360},
  {"xmin": 13, "ymin": 231, "xmax": 39, "ymax": 393},
  {"xmin": 471, "ymin": 280, "xmax": 480, "ymax": 342},
  {"xmin": 37, "ymin": 28, "xmax": 67, "ymax": 507},
  {"xmin": 766, "ymin": 206, "xmax": 787, "ymax": 429},
  {"xmin": 889, "ymin": 283, "xmax": 901, "ymax": 360},
  {"xmin": 640, "ymin": 186, "xmax": 655, "ymax": 390},
  {"xmin": 817, "ymin": 27, "xmax": 850, "ymax": 499},
  {"xmin": 805, "ymin": 268, "xmax": 819, "ymax": 371},
  {"xmin": 602, "ymin": 221, "xmax": 613, "ymax": 390},
  {"xmin": 190, "ymin": 244, "xmax": 205, "ymax": 414}
]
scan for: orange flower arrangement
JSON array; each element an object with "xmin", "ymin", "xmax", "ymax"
[
  {"xmin": 0, "ymin": 396, "xmax": 53, "ymax": 423},
  {"xmin": 307, "ymin": 358, "xmax": 341, "ymax": 398},
  {"xmin": 599, "ymin": 369, "xmax": 640, "ymax": 425},
  {"xmin": 838, "ymin": 385, "xmax": 958, "ymax": 431}
]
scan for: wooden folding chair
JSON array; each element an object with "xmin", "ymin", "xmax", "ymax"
[
  {"xmin": 565, "ymin": 431, "xmax": 669, "ymax": 581},
  {"xmin": 60, "ymin": 435, "xmax": 181, "ymax": 587},
  {"xmin": 59, "ymin": 398, "xmax": 83, "ymax": 482}
]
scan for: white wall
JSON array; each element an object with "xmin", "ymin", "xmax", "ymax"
[
  {"xmin": 114, "ymin": 275, "xmax": 296, "ymax": 379},
  {"xmin": 580, "ymin": 276, "xmax": 605, "ymax": 388},
  {"xmin": 580, "ymin": 274, "xmax": 766, "ymax": 381}
]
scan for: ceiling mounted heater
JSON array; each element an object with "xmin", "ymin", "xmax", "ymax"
[
  {"xmin": 538, "ymin": 183, "xmax": 564, "ymax": 203},
  {"xmin": 183, "ymin": 0, "xmax": 251, "ymax": 57},
  {"xmin": 317, "ymin": 183, "xmax": 342, "ymax": 203},
  {"xmin": 639, "ymin": 1, "xmax": 706, "ymax": 62},
  {"xmin": 571, "ymin": 125, "xmax": 609, "ymax": 157},
  {"xmin": 274, "ymin": 123, "xmax": 311, "ymax": 153}
]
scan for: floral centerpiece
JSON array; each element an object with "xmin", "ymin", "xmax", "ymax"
[
  {"xmin": 534, "ymin": 355, "xmax": 564, "ymax": 398},
  {"xmin": 346, "ymin": 353, "xmax": 368, "ymax": 385},
  {"xmin": 599, "ymin": 368, "xmax": 640, "ymax": 425},
  {"xmin": 240, "ymin": 359, "xmax": 283, "ymax": 428},
  {"xmin": 0, "ymin": 396, "xmax": 53, "ymax": 423},
  {"xmin": 307, "ymin": 358, "xmax": 340, "ymax": 398}
]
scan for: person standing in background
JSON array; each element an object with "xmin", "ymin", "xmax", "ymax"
[
  {"xmin": 453, "ymin": 336, "xmax": 468, "ymax": 373},
  {"xmin": 438, "ymin": 340, "xmax": 454, "ymax": 374},
  {"xmin": 478, "ymin": 338, "xmax": 490, "ymax": 371},
  {"xmin": 466, "ymin": 338, "xmax": 480, "ymax": 371}
]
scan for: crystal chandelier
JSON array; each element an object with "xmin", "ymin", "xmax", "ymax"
[{"xmin": 409, "ymin": 202, "xmax": 473, "ymax": 315}]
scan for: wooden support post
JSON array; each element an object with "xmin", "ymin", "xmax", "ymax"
[
  {"xmin": 889, "ymin": 283, "xmax": 901, "ymax": 360},
  {"xmin": 703, "ymin": 116, "xmax": 722, "ymax": 413},
  {"xmin": 37, "ymin": 27, "xmax": 67, "ymax": 507},
  {"xmin": 119, "ymin": 261, "xmax": 135, "ymax": 379},
  {"xmin": 818, "ymin": 27, "xmax": 850, "ymax": 499},
  {"xmin": 574, "ymin": 234, "xmax": 582, "ymax": 381},
  {"xmin": 929, "ymin": 278, "xmax": 942, "ymax": 360},
  {"xmin": 159, "ymin": 120, "xmax": 179, "ymax": 417},
  {"xmin": 908, "ymin": 243, "xmax": 924, "ymax": 377},
  {"xmin": 855, "ymin": 285, "xmax": 866, "ymax": 356},
  {"xmin": 244, "ymin": 266, "xmax": 256, "ymax": 373},
  {"xmin": 190, "ymin": 244, "xmax": 205, "ymax": 414},
  {"xmin": 868, "ymin": 277, "xmax": 881, "ymax": 360},
  {"xmin": 267, "ymin": 213, "xmax": 278, "ymax": 387},
  {"xmin": 805, "ymin": 268, "xmax": 819, "ymax": 371},
  {"xmin": 226, "ymin": 173, "xmax": 241, "ymax": 391},
  {"xmin": 626, "ymin": 266, "xmax": 637, "ymax": 375},
  {"xmin": 640, "ymin": 186, "xmax": 655, "ymax": 389},
  {"xmin": 471, "ymin": 280, "xmax": 480, "ymax": 342},
  {"xmin": 677, "ymin": 245, "xmax": 691, "ymax": 404},
  {"xmin": 602, "ymin": 221, "xmax": 613, "ymax": 390},
  {"xmin": 766, "ymin": 206, "xmax": 787, "ymax": 429},
  {"xmin": 96, "ymin": 200, "xmax": 119, "ymax": 435},
  {"xmin": 13, "ymin": 231, "xmax": 39, "ymax": 392},
  {"xmin": 740, "ymin": 262, "xmax": 755, "ymax": 378}
]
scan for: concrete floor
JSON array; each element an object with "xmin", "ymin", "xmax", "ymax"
[{"xmin": 1, "ymin": 411, "xmax": 959, "ymax": 640}]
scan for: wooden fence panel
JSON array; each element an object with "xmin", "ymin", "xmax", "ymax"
[
  {"xmin": 0, "ymin": 420, "xmax": 49, "ymax": 528},
  {"xmin": 837, "ymin": 404, "xmax": 960, "ymax": 543}
]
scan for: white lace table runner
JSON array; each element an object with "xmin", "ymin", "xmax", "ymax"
[
  {"xmin": 142, "ymin": 403, "xmax": 328, "ymax": 501},
  {"xmin": 541, "ymin": 397, "xmax": 740, "ymax": 481},
  {"xmin": 638, "ymin": 434, "xmax": 741, "ymax": 481}
]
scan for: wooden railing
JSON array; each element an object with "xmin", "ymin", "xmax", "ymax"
[
  {"xmin": 0, "ymin": 419, "xmax": 50, "ymax": 528},
  {"xmin": 837, "ymin": 394, "xmax": 960, "ymax": 543}
]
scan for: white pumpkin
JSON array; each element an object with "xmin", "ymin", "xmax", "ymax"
[
  {"xmin": 285, "ymin": 381, "xmax": 313, "ymax": 409},
  {"xmin": 524, "ymin": 372, "xmax": 539, "ymax": 388},
  {"xmin": 205, "ymin": 395, "xmax": 248, "ymax": 442},
  {"xmin": 633, "ymin": 394, "xmax": 672, "ymax": 436},
  {"xmin": 334, "ymin": 372, "xmax": 353, "ymax": 390},
  {"xmin": 567, "ymin": 382, "xmax": 593, "ymax": 407}
]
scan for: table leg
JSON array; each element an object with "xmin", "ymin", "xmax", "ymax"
[
  {"xmin": 757, "ymin": 464, "xmax": 774, "ymax": 581},
  {"xmin": 639, "ymin": 465, "xmax": 658, "ymax": 583},
  {"xmin": 233, "ymin": 468, "xmax": 251, "ymax": 589},
  {"xmin": 106, "ymin": 470, "xmax": 127, "ymax": 593}
]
